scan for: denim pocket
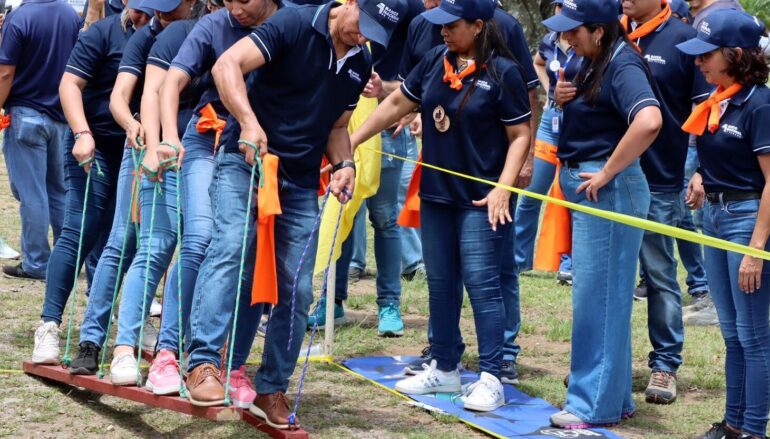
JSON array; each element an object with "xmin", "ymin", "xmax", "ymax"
[
  {"xmin": 622, "ymin": 174, "xmax": 650, "ymax": 218},
  {"xmin": 724, "ymin": 199, "xmax": 759, "ymax": 217},
  {"xmin": 12, "ymin": 111, "xmax": 45, "ymax": 147}
]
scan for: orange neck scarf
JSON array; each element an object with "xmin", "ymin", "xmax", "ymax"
[
  {"xmin": 621, "ymin": 3, "xmax": 671, "ymax": 44},
  {"xmin": 195, "ymin": 103, "xmax": 227, "ymax": 150},
  {"xmin": 252, "ymin": 153, "xmax": 283, "ymax": 305},
  {"xmin": 443, "ymin": 56, "xmax": 477, "ymax": 90},
  {"xmin": 682, "ymin": 83, "xmax": 743, "ymax": 135}
]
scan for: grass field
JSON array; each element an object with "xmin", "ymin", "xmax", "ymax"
[{"xmin": 0, "ymin": 149, "xmax": 733, "ymax": 439}]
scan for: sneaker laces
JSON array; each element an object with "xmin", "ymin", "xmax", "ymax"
[
  {"xmin": 381, "ymin": 304, "xmax": 400, "ymax": 322},
  {"xmin": 37, "ymin": 324, "xmax": 59, "ymax": 348},
  {"xmin": 153, "ymin": 353, "xmax": 179, "ymax": 374},
  {"xmin": 650, "ymin": 371, "xmax": 672, "ymax": 388},
  {"xmin": 419, "ymin": 345, "xmax": 431, "ymax": 359},
  {"xmin": 191, "ymin": 365, "xmax": 219, "ymax": 387},
  {"xmin": 311, "ymin": 297, "xmax": 326, "ymax": 317},
  {"xmin": 113, "ymin": 353, "xmax": 135, "ymax": 369},
  {"xmin": 77, "ymin": 343, "xmax": 98, "ymax": 359},
  {"xmin": 230, "ymin": 367, "xmax": 254, "ymax": 390}
]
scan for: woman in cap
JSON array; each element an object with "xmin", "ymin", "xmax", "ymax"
[
  {"xmin": 32, "ymin": 1, "xmax": 152, "ymax": 367},
  {"xmin": 542, "ymin": 0, "xmax": 662, "ymax": 428},
  {"xmin": 351, "ymin": 0, "xmax": 532, "ymax": 412},
  {"xmin": 678, "ymin": 10, "xmax": 770, "ymax": 439}
]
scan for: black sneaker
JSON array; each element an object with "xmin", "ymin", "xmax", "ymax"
[
  {"xmin": 695, "ymin": 421, "xmax": 742, "ymax": 439},
  {"xmin": 556, "ymin": 271, "xmax": 573, "ymax": 286},
  {"xmin": 2, "ymin": 263, "xmax": 42, "ymax": 280},
  {"xmin": 69, "ymin": 342, "xmax": 100, "ymax": 375},
  {"xmin": 348, "ymin": 267, "xmax": 363, "ymax": 283},
  {"xmin": 634, "ymin": 279, "xmax": 648, "ymax": 301},
  {"xmin": 404, "ymin": 346, "xmax": 432, "ymax": 375},
  {"xmin": 500, "ymin": 360, "xmax": 519, "ymax": 385}
]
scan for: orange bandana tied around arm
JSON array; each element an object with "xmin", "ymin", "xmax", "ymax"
[
  {"xmin": 682, "ymin": 83, "xmax": 743, "ymax": 136},
  {"xmin": 621, "ymin": 2, "xmax": 672, "ymax": 42},
  {"xmin": 398, "ymin": 152, "xmax": 422, "ymax": 228},
  {"xmin": 196, "ymin": 103, "xmax": 227, "ymax": 150},
  {"xmin": 0, "ymin": 114, "xmax": 11, "ymax": 132},
  {"xmin": 443, "ymin": 57, "xmax": 477, "ymax": 91},
  {"xmin": 252, "ymin": 153, "xmax": 282, "ymax": 305}
]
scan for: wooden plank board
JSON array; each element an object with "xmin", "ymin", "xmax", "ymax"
[{"xmin": 23, "ymin": 361, "xmax": 309, "ymax": 439}]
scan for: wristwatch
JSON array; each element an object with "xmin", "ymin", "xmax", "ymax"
[{"xmin": 333, "ymin": 160, "xmax": 356, "ymax": 173}]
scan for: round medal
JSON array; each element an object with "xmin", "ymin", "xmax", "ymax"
[
  {"xmin": 435, "ymin": 116, "xmax": 450, "ymax": 133},
  {"xmin": 549, "ymin": 60, "xmax": 561, "ymax": 72},
  {"xmin": 432, "ymin": 105, "xmax": 446, "ymax": 123}
]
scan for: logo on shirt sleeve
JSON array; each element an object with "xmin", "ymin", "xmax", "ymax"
[
  {"xmin": 643, "ymin": 54, "xmax": 667, "ymax": 65},
  {"xmin": 348, "ymin": 68, "xmax": 362, "ymax": 83},
  {"xmin": 376, "ymin": 2, "xmax": 401, "ymax": 23},
  {"xmin": 721, "ymin": 124, "xmax": 743, "ymax": 139},
  {"xmin": 476, "ymin": 80, "xmax": 492, "ymax": 91}
]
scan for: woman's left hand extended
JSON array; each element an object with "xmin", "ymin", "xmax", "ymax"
[
  {"xmin": 576, "ymin": 168, "xmax": 613, "ymax": 202},
  {"xmin": 739, "ymin": 254, "xmax": 763, "ymax": 294},
  {"xmin": 473, "ymin": 187, "xmax": 511, "ymax": 232}
]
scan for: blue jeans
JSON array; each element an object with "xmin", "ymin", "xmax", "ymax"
[
  {"xmin": 78, "ymin": 147, "xmax": 138, "ymax": 345},
  {"xmin": 335, "ymin": 129, "xmax": 404, "ymax": 307},
  {"xmin": 422, "ymin": 201, "xmax": 509, "ymax": 376},
  {"xmin": 40, "ymin": 138, "xmax": 125, "ymax": 324},
  {"xmin": 186, "ymin": 151, "xmax": 273, "ymax": 373},
  {"xmin": 684, "ymin": 145, "xmax": 703, "ymax": 230},
  {"xmin": 501, "ymin": 206, "xmax": 521, "ymax": 363},
  {"xmin": 561, "ymin": 159, "xmax": 649, "ymax": 424},
  {"xmin": 350, "ymin": 204, "xmax": 367, "ymax": 271},
  {"xmin": 514, "ymin": 106, "xmax": 572, "ymax": 273},
  {"xmin": 115, "ymin": 173, "xmax": 179, "ymax": 348},
  {"xmin": 639, "ymin": 192, "xmax": 686, "ymax": 373},
  {"xmin": 3, "ymin": 106, "xmax": 67, "ymax": 278},
  {"xmin": 703, "ymin": 199, "xmax": 770, "ymax": 437},
  {"xmin": 397, "ymin": 129, "xmax": 423, "ymax": 273},
  {"xmin": 677, "ymin": 145, "xmax": 709, "ymax": 294}
]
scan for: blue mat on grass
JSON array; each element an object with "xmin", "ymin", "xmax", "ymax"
[{"xmin": 342, "ymin": 356, "xmax": 624, "ymax": 439}]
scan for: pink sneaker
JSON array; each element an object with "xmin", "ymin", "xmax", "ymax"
[
  {"xmin": 224, "ymin": 366, "xmax": 256, "ymax": 408},
  {"xmin": 145, "ymin": 349, "xmax": 182, "ymax": 395}
]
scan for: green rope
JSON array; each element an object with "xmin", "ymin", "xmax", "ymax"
[
  {"xmin": 222, "ymin": 142, "xmax": 261, "ymax": 406},
  {"xmin": 237, "ymin": 139, "xmax": 264, "ymax": 188},
  {"xmin": 130, "ymin": 148, "xmax": 145, "ymax": 249},
  {"xmin": 173, "ymin": 168, "xmax": 185, "ymax": 397},
  {"xmin": 97, "ymin": 150, "xmax": 142, "ymax": 378},
  {"xmin": 134, "ymin": 180, "xmax": 160, "ymax": 386},
  {"xmin": 62, "ymin": 159, "xmax": 104, "ymax": 366}
]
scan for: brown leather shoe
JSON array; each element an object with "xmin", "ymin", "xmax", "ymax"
[
  {"xmin": 187, "ymin": 364, "xmax": 225, "ymax": 407},
  {"xmin": 249, "ymin": 392, "xmax": 299, "ymax": 430}
]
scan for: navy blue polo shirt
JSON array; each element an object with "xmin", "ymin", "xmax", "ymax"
[
  {"xmin": 236, "ymin": 2, "xmax": 372, "ymax": 189},
  {"xmin": 0, "ymin": 0, "xmax": 79, "ymax": 122},
  {"xmin": 170, "ymin": 9, "xmax": 256, "ymax": 117},
  {"xmin": 119, "ymin": 17, "xmax": 165, "ymax": 78},
  {"xmin": 697, "ymin": 85, "xmax": 770, "ymax": 193},
  {"xmin": 371, "ymin": 0, "xmax": 423, "ymax": 81},
  {"xmin": 397, "ymin": 7, "xmax": 538, "ymax": 90},
  {"xmin": 65, "ymin": 14, "xmax": 136, "ymax": 140},
  {"xmin": 147, "ymin": 19, "xmax": 205, "ymax": 133},
  {"xmin": 537, "ymin": 31, "xmax": 582, "ymax": 102},
  {"xmin": 401, "ymin": 46, "xmax": 531, "ymax": 208},
  {"xmin": 632, "ymin": 17, "xmax": 712, "ymax": 192},
  {"xmin": 558, "ymin": 40, "xmax": 660, "ymax": 162}
]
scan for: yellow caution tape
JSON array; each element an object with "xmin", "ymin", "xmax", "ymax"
[{"xmin": 364, "ymin": 147, "xmax": 770, "ymax": 261}]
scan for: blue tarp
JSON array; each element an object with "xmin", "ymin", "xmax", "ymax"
[{"xmin": 342, "ymin": 356, "xmax": 625, "ymax": 439}]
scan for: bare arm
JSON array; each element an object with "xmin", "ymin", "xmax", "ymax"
[
  {"xmin": 109, "ymin": 71, "xmax": 143, "ymax": 149},
  {"xmin": 211, "ymin": 36, "xmax": 265, "ymax": 164},
  {"xmin": 350, "ymin": 88, "xmax": 418, "ymax": 148},
  {"xmin": 533, "ymin": 52, "xmax": 550, "ymax": 100},
  {"xmin": 0, "ymin": 64, "xmax": 16, "ymax": 110},
  {"xmin": 577, "ymin": 105, "xmax": 662, "ymax": 201},
  {"xmin": 325, "ymin": 110, "xmax": 356, "ymax": 203},
  {"xmin": 140, "ymin": 65, "xmax": 173, "ymax": 179},
  {"xmin": 739, "ymin": 155, "xmax": 770, "ymax": 293},
  {"xmin": 518, "ymin": 87, "xmax": 539, "ymax": 189},
  {"xmin": 60, "ymin": 72, "xmax": 97, "ymax": 172},
  {"xmin": 159, "ymin": 67, "xmax": 190, "ymax": 149}
]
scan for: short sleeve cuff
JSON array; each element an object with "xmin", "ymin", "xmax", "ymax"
[
  {"xmin": 500, "ymin": 111, "xmax": 532, "ymax": 126},
  {"xmin": 249, "ymin": 33, "xmax": 272, "ymax": 63},
  {"xmin": 526, "ymin": 79, "xmax": 540, "ymax": 90},
  {"xmin": 754, "ymin": 145, "xmax": 770, "ymax": 154},
  {"xmin": 400, "ymin": 83, "xmax": 421, "ymax": 103},
  {"xmin": 118, "ymin": 65, "xmax": 143, "ymax": 76},
  {"xmin": 65, "ymin": 64, "xmax": 93, "ymax": 79},
  {"xmin": 169, "ymin": 63, "xmax": 195, "ymax": 78},
  {"xmin": 627, "ymin": 98, "xmax": 660, "ymax": 124},
  {"xmin": 146, "ymin": 56, "xmax": 171, "ymax": 70}
]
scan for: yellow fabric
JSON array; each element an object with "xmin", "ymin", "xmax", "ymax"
[{"xmin": 314, "ymin": 96, "xmax": 382, "ymax": 274}]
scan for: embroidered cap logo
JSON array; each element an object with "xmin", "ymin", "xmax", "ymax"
[
  {"xmin": 563, "ymin": 0, "xmax": 578, "ymax": 11},
  {"xmin": 700, "ymin": 20, "xmax": 711, "ymax": 35},
  {"xmin": 376, "ymin": 2, "xmax": 400, "ymax": 23}
]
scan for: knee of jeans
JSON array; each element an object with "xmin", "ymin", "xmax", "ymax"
[{"xmin": 368, "ymin": 208, "xmax": 398, "ymax": 231}]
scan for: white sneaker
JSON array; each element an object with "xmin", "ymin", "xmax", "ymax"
[
  {"xmin": 461, "ymin": 372, "xmax": 505, "ymax": 412},
  {"xmin": 149, "ymin": 298, "xmax": 162, "ymax": 317},
  {"xmin": 141, "ymin": 320, "xmax": 158, "ymax": 352},
  {"xmin": 0, "ymin": 238, "xmax": 19, "ymax": 259},
  {"xmin": 394, "ymin": 359, "xmax": 461, "ymax": 394},
  {"xmin": 110, "ymin": 352, "xmax": 139, "ymax": 386},
  {"xmin": 32, "ymin": 320, "xmax": 60, "ymax": 364}
]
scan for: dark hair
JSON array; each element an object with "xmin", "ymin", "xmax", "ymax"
[
  {"xmin": 455, "ymin": 18, "xmax": 518, "ymax": 116},
  {"xmin": 573, "ymin": 20, "xmax": 635, "ymax": 104},
  {"xmin": 720, "ymin": 47, "xmax": 770, "ymax": 86}
]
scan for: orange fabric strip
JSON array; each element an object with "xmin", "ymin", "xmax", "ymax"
[
  {"xmin": 534, "ymin": 163, "xmax": 572, "ymax": 272},
  {"xmin": 252, "ymin": 153, "xmax": 282, "ymax": 305},
  {"xmin": 443, "ymin": 57, "xmax": 477, "ymax": 91},
  {"xmin": 621, "ymin": 2, "xmax": 672, "ymax": 42},
  {"xmin": 318, "ymin": 155, "xmax": 330, "ymax": 196},
  {"xmin": 534, "ymin": 140, "xmax": 559, "ymax": 165},
  {"xmin": 682, "ymin": 83, "xmax": 743, "ymax": 136},
  {"xmin": 196, "ymin": 103, "xmax": 227, "ymax": 150},
  {"xmin": 130, "ymin": 169, "xmax": 141, "ymax": 224},
  {"xmin": 0, "ymin": 114, "xmax": 11, "ymax": 131},
  {"xmin": 397, "ymin": 153, "xmax": 422, "ymax": 228}
]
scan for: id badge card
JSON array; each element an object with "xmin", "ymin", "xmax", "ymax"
[{"xmin": 552, "ymin": 111, "xmax": 561, "ymax": 134}]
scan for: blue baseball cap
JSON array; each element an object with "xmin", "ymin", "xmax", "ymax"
[
  {"xmin": 542, "ymin": 0, "xmax": 620, "ymax": 32},
  {"xmin": 139, "ymin": 0, "xmax": 180, "ymax": 13},
  {"xmin": 676, "ymin": 9, "xmax": 765, "ymax": 55},
  {"xmin": 127, "ymin": 0, "xmax": 154, "ymax": 16},
  {"xmin": 422, "ymin": 0, "xmax": 496, "ymax": 25},
  {"xmin": 358, "ymin": 0, "xmax": 408, "ymax": 47},
  {"xmin": 668, "ymin": 0, "xmax": 689, "ymax": 18},
  {"xmin": 552, "ymin": 0, "xmax": 564, "ymax": 5}
]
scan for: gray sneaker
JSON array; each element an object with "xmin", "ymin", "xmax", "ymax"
[
  {"xmin": 684, "ymin": 291, "xmax": 711, "ymax": 313},
  {"xmin": 684, "ymin": 299, "xmax": 720, "ymax": 326},
  {"xmin": 645, "ymin": 370, "xmax": 677, "ymax": 404},
  {"xmin": 500, "ymin": 360, "xmax": 519, "ymax": 385}
]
